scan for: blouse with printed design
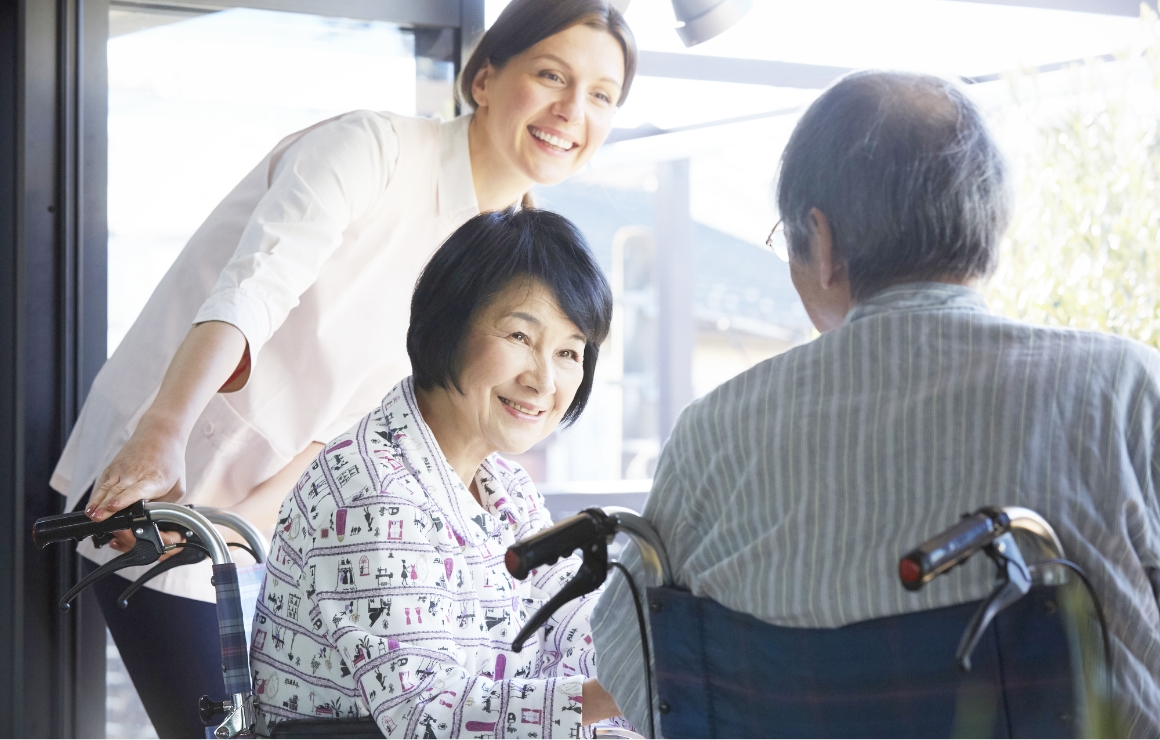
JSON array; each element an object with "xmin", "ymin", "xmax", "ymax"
[{"xmin": 251, "ymin": 378, "xmax": 599, "ymax": 738}]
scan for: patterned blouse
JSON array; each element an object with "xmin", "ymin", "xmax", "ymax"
[{"xmin": 251, "ymin": 379, "xmax": 598, "ymax": 738}]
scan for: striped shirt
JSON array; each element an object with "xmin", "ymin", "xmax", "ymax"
[{"xmin": 591, "ymin": 282, "xmax": 1160, "ymax": 736}]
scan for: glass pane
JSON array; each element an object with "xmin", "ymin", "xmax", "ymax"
[{"xmin": 107, "ymin": 6, "xmax": 455, "ymax": 354}]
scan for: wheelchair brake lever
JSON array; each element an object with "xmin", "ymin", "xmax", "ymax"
[
  {"xmin": 59, "ymin": 522, "xmax": 167, "ymax": 611},
  {"xmin": 511, "ymin": 538, "xmax": 610, "ymax": 653},
  {"xmin": 117, "ymin": 537, "xmax": 207, "ymax": 609},
  {"xmin": 955, "ymin": 532, "xmax": 1032, "ymax": 671}
]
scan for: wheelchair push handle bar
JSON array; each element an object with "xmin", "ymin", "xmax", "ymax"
[
  {"xmin": 898, "ymin": 508, "xmax": 1010, "ymax": 591},
  {"xmin": 505, "ymin": 506, "xmax": 673, "ymax": 586},
  {"xmin": 32, "ymin": 502, "xmax": 255, "ymax": 737},
  {"xmin": 505, "ymin": 506, "xmax": 671, "ymax": 658},
  {"xmin": 34, "ymin": 501, "xmax": 233, "ymax": 563},
  {"xmin": 33, "ymin": 504, "xmax": 144, "ymax": 549},
  {"xmin": 899, "ymin": 506, "xmax": 1065, "ymax": 592},
  {"xmin": 504, "ymin": 509, "xmax": 617, "ymax": 581}
]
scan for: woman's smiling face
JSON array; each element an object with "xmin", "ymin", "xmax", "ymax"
[
  {"xmin": 450, "ymin": 279, "xmax": 587, "ymax": 457},
  {"xmin": 471, "ymin": 22, "xmax": 625, "ymax": 186}
]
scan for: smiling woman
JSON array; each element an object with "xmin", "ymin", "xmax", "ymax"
[
  {"xmin": 408, "ymin": 209, "xmax": 612, "ymax": 429},
  {"xmin": 251, "ymin": 208, "xmax": 620, "ymax": 736},
  {"xmin": 462, "ymin": 0, "xmax": 637, "ymax": 207}
]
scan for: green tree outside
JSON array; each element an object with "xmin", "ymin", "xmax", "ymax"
[{"xmin": 986, "ymin": 7, "xmax": 1160, "ymax": 348}]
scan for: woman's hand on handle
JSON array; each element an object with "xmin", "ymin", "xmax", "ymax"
[
  {"xmin": 87, "ymin": 321, "xmax": 249, "ymax": 520},
  {"xmin": 88, "ymin": 414, "xmax": 187, "ymax": 519}
]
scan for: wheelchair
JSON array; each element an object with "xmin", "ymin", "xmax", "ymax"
[
  {"xmin": 33, "ymin": 501, "xmax": 1114, "ymax": 738},
  {"xmin": 507, "ymin": 506, "xmax": 1117, "ymax": 738}
]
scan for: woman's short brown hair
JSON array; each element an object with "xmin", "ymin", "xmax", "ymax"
[{"xmin": 458, "ymin": 0, "xmax": 637, "ymax": 109}]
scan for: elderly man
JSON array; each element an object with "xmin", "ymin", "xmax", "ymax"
[{"xmin": 591, "ymin": 70, "xmax": 1160, "ymax": 736}]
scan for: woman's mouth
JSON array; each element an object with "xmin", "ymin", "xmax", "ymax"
[
  {"xmin": 499, "ymin": 396, "xmax": 546, "ymax": 421},
  {"xmin": 529, "ymin": 126, "xmax": 576, "ymax": 153}
]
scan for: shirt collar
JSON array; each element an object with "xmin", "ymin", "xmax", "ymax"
[
  {"xmin": 844, "ymin": 281, "xmax": 990, "ymax": 325},
  {"xmin": 382, "ymin": 377, "xmax": 502, "ymax": 549},
  {"xmin": 437, "ymin": 114, "xmax": 480, "ymax": 224}
]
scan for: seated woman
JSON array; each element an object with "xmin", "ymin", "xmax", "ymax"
[{"xmin": 250, "ymin": 208, "xmax": 620, "ymax": 738}]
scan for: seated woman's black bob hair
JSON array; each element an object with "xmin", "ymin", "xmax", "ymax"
[{"xmin": 407, "ymin": 208, "xmax": 613, "ymax": 426}]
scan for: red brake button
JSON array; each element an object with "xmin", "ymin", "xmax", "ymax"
[
  {"xmin": 505, "ymin": 549, "xmax": 521, "ymax": 578},
  {"xmin": 898, "ymin": 557, "xmax": 922, "ymax": 587}
]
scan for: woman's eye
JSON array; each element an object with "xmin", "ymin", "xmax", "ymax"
[
  {"xmin": 559, "ymin": 349, "xmax": 581, "ymax": 361},
  {"xmin": 511, "ymin": 332, "xmax": 528, "ymax": 342},
  {"xmin": 593, "ymin": 91, "xmax": 613, "ymax": 104},
  {"xmin": 540, "ymin": 71, "xmax": 564, "ymax": 83}
]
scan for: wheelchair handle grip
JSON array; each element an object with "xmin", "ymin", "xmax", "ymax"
[
  {"xmin": 899, "ymin": 508, "xmax": 1010, "ymax": 591},
  {"xmin": 505, "ymin": 509, "xmax": 614, "ymax": 581},
  {"xmin": 32, "ymin": 503, "xmax": 143, "ymax": 548}
]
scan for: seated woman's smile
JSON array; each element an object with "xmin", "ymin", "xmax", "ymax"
[{"xmin": 250, "ymin": 209, "xmax": 621, "ymax": 738}]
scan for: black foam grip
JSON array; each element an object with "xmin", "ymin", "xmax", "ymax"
[
  {"xmin": 505, "ymin": 511, "xmax": 605, "ymax": 581},
  {"xmin": 899, "ymin": 510, "xmax": 1006, "ymax": 591},
  {"xmin": 33, "ymin": 506, "xmax": 139, "ymax": 548}
]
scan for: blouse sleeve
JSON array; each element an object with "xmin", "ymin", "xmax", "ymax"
[
  {"xmin": 193, "ymin": 110, "xmax": 399, "ymax": 362},
  {"xmin": 304, "ymin": 496, "xmax": 586, "ymax": 739}
]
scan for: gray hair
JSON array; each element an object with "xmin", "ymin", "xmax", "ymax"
[{"xmin": 776, "ymin": 71, "xmax": 1012, "ymax": 301}]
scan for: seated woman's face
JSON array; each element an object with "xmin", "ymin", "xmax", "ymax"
[{"xmin": 453, "ymin": 279, "xmax": 586, "ymax": 455}]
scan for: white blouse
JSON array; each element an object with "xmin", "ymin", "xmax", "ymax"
[{"xmin": 51, "ymin": 111, "xmax": 480, "ymax": 600}]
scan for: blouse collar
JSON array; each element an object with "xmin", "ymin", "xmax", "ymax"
[
  {"xmin": 437, "ymin": 114, "xmax": 480, "ymax": 226},
  {"xmin": 380, "ymin": 377, "xmax": 506, "ymax": 549}
]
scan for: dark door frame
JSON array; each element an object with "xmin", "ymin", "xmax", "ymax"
[
  {"xmin": 1, "ymin": 1, "xmax": 109, "ymax": 736},
  {"xmin": 0, "ymin": 1, "xmax": 482, "ymax": 736}
]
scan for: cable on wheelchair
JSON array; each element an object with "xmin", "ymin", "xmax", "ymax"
[
  {"xmin": 168, "ymin": 540, "xmax": 213, "ymax": 558},
  {"xmin": 608, "ymin": 561, "xmax": 655, "ymax": 739},
  {"xmin": 227, "ymin": 541, "xmax": 261, "ymax": 561},
  {"xmin": 1033, "ymin": 557, "xmax": 1114, "ymax": 680}
]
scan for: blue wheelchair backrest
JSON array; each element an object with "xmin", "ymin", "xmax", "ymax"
[{"xmin": 648, "ymin": 584, "xmax": 1079, "ymax": 739}]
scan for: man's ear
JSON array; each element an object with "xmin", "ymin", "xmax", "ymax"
[
  {"xmin": 471, "ymin": 62, "xmax": 493, "ymax": 110},
  {"xmin": 808, "ymin": 208, "xmax": 845, "ymax": 290}
]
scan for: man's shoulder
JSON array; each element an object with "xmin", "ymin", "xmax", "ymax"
[
  {"xmin": 990, "ymin": 316, "xmax": 1160, "ymax": 373},
  {"xmin": 679, "ymin": 316, "xmax": 1160, "ymax": 430}
]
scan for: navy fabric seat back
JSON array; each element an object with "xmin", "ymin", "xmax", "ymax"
[{"xmin": 648, "ymin": 585, "xmax": 1079, "ymax": 738}]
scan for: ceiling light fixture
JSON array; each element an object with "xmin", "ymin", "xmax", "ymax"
[{"xmin": 670, "ymin": 0, "xmax": 753, "ymax": 47}]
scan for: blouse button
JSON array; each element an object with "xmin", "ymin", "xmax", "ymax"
[{"xmin": 202, "ymin": 421, "xmax": 214, "ymax": 436}]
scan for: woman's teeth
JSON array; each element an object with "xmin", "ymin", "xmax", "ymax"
[
  {"xmin": 530, "ymin": 127, "xmax": 575, "ymax": 151},
  {"xmin": 501, "ymin": 397, "xmax": 544, "ymax": 416}
]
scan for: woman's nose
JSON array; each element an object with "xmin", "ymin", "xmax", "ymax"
[
  {"xmin": 552, "ymin": 87, "xmax": 585, "ymax": 124},
  {"xmin": 522, "ymin": 354, "xmax": 556, "ymax": 396}
]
